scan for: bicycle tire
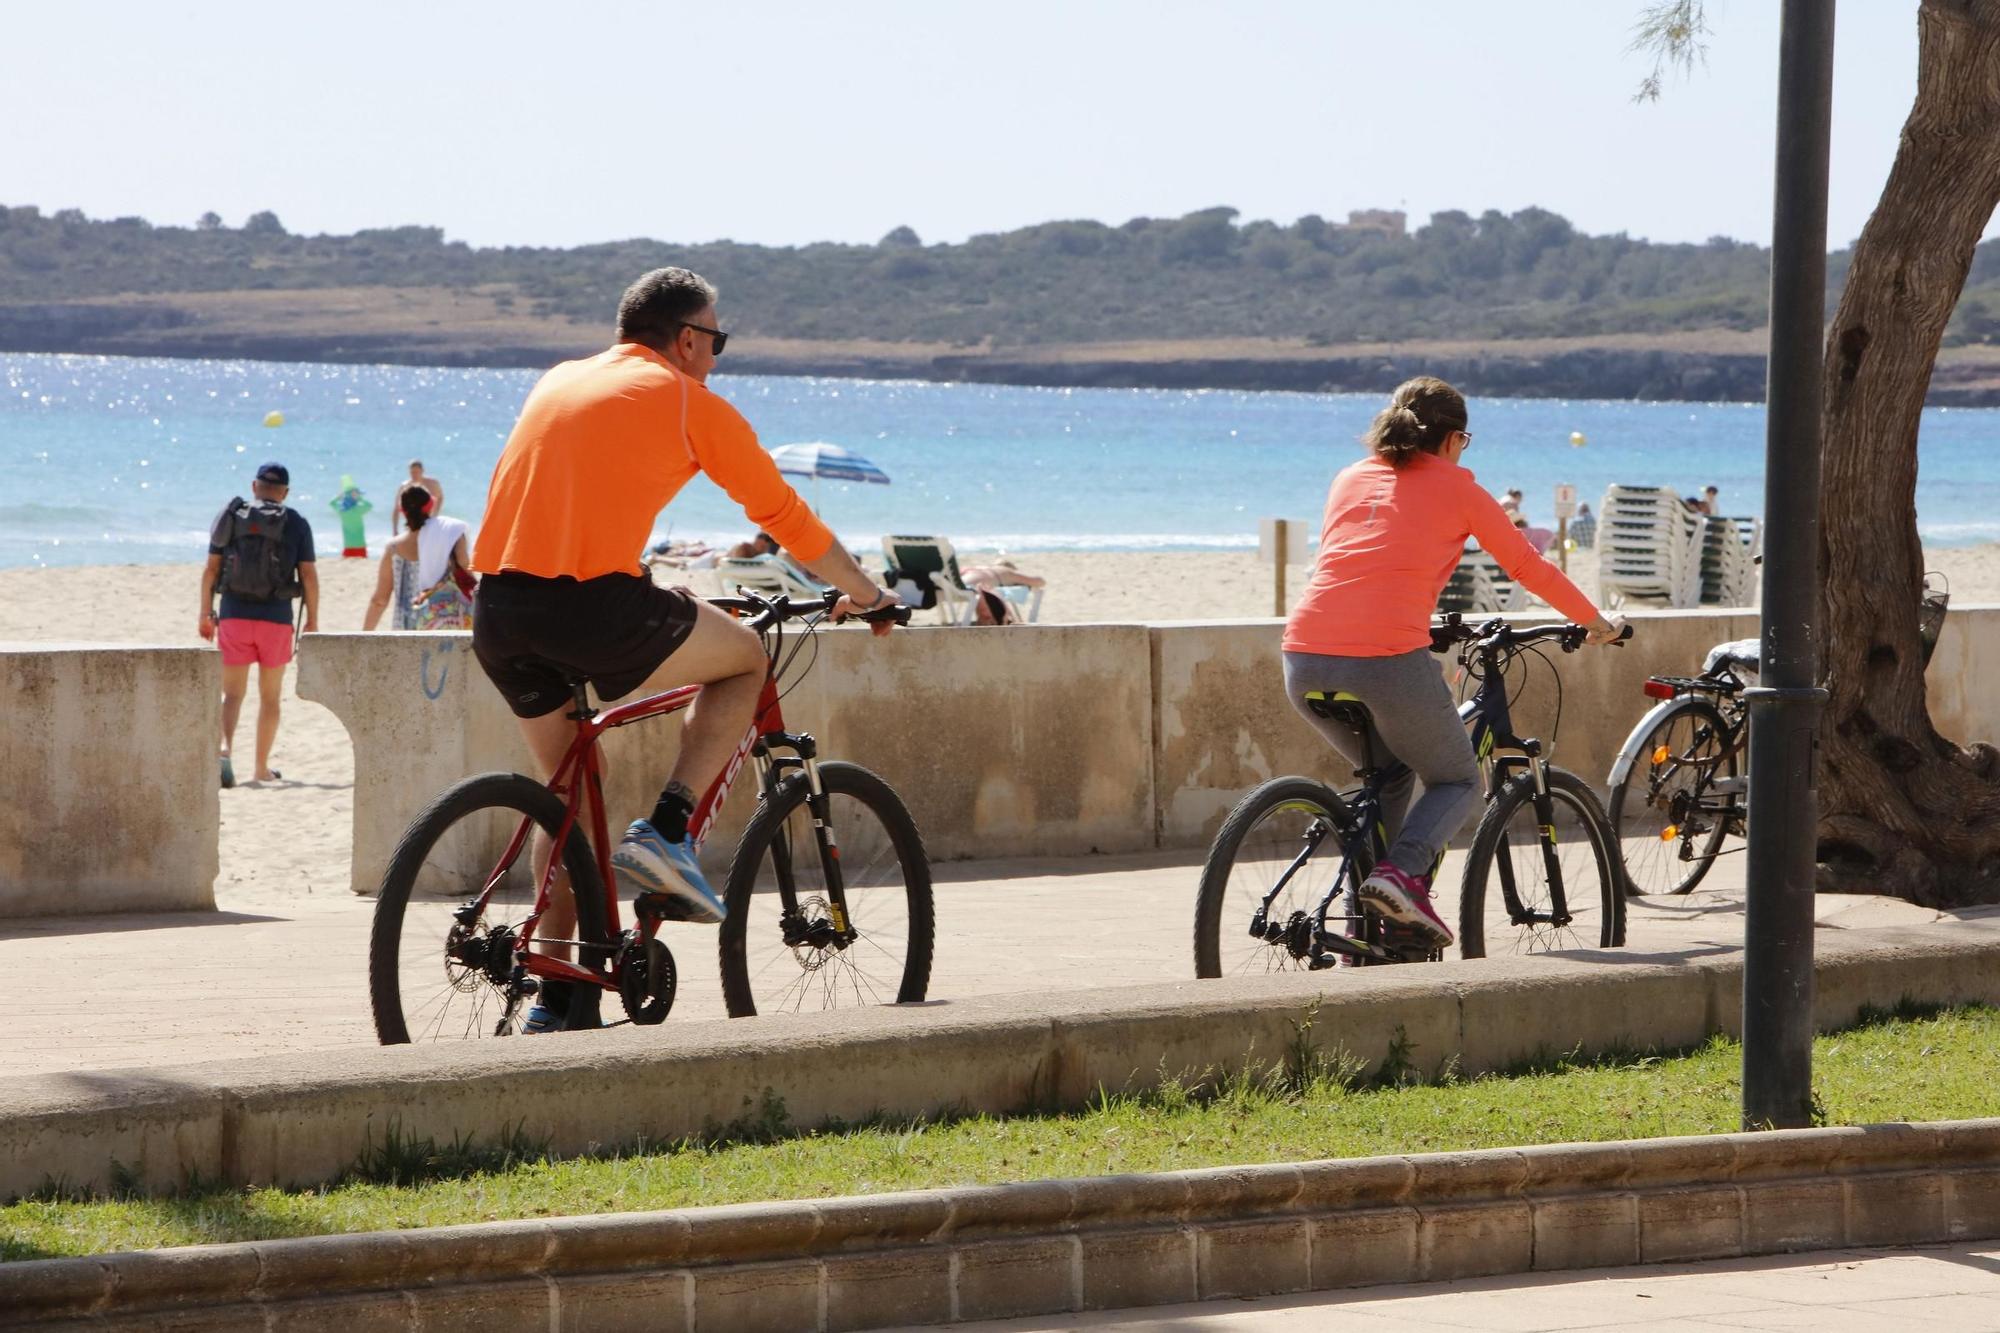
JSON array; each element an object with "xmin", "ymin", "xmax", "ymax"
[
  {"xmin": 718, "ymin": 761, "xmax": 933, "ymax": 1017},
  {"xmin": 1194, "ymin": 776, "xmax": 1357, "ymax": 979},
  {"xmin": 1459, "ymin": 766, "xmax": 1622, "ymax": 959},
  {"xmin": 1607, "ymin": 698, "xmax": 1738, "ymax": 897},
  {"xmin": 371, "ymin": 771, "xmax": 610, "ymax": 1044}
]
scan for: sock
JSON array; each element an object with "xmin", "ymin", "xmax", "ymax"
[
  {"xmin": 650, "ymin": 780, "xmax": 696, "ymax": 843},
  {"xmin": 537, "ymin": 978, "xmax": 574, "ymax": 1016}
]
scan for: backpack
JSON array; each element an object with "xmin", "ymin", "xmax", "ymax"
[{"xmin": 216, "ymin": 497, "xmax": 301, "ymax": 603}]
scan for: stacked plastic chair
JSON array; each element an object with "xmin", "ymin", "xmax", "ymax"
[
  {"xmin": 1596, "ymin": 485, "xmax": 1705, "ymax": 608},
  {"xmin": 1697, "ymin": 515, "xmax": 1762, "ymax": 607},
  {"xmin": 1436, "ymin": 545, "xmax": 1526, "ymax": 616}
]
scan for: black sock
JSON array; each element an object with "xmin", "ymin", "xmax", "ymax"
[
  {"xmin": 650, "ymin": 782, "xmax": 695, "ymax": 842},
  {"xmin": 537, "ymin": 979, "xmax": 574, "ymax": 1015}
]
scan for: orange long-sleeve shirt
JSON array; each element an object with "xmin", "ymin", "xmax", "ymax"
[
  {"xmin": 1284, "ymin": 451, "xmax": 1600, "ymax": 657},
  {"xmin": 472, "ymin": 343, "xmax": 833, "ymax": 580}
]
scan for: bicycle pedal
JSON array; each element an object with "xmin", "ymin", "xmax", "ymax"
[{"xmin": 635, "ymin": 891, "xmax": 701, "ymax": 923}]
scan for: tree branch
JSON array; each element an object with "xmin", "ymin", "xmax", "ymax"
[{"xmin": 1630, "ymin": 1, "xmax": 1712, "ymax": 103}]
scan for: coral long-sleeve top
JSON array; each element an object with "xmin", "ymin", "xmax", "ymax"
[
  {"xmin": 473, "ymin": 343, "xmax": 832, "ymax": 580},
  {"xmin": 1284, "ymin": 451, "xmax": 1600, "ymax": 657}
]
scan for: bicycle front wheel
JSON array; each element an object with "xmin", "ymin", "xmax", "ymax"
[
  {"xmin": 718, "ymin": 761, "xmax": 933, "ymax": 1017},
  {"xmin": 370, "ymin": 772, "xmax": 610, "ymax": 1043},
  {"xmin": 1194, "ymin": 777, "xmax": 1358, "ymax": 979},
  {"xmin": 1459, "ymin": 767, "xmax": 1621, "ymax": 959},
  {"xmin": 1608, "ymin": 699, "xmax": 1738, "ymax": 897}
]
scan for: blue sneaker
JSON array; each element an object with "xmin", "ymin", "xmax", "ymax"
[
  {"xmin": 611, "ymin": 819, "xmax": 726, "ymax": 924},
  {"xmin": 520, "ymin": 1004, "xmax": 564, "ymax": 1034}
]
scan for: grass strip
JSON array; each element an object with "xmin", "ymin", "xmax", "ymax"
[{"xmin": 4, "ymin": 1002, "xmax": 1996, "ymax": 1262}]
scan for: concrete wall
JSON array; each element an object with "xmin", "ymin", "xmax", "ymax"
[
  {"xmin": 0, "ymin": 645, "xmax": 218, "ymax": 917},
  {"xmin": 1149, "ymin": 610, "xmax": 1765, "ymax": 847},
  {"xmin": 296, "ymin": 623, "xmax": 1157, "ymax": 896},
  {"xmin": 10, "ymin": 607, "xmax": 1997, "ymax": 911},
  {"xmin": 297, "ymin": 607, "xmax": 2000, "ymax": 896}
]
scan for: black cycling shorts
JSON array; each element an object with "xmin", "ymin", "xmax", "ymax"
[{"xmin": 472, "ymin": 571, "xmax": 700, "ymax": 719}]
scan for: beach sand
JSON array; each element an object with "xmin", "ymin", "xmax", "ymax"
[{"xmin": 5, "ymin": 543, "xmax": 1998, "ymax": 908}]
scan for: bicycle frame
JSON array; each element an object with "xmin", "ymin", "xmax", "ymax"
[{"xmin": 469, "ymin": 654, "xmax": 835, "ymax": 997}]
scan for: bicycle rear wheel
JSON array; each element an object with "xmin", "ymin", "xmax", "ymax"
[
  {"xmin": 1194, "ymin": 777, "xmax": 1359, "ymax": 979},
  {"xmin": 1459, "ymin": 767, "xmax": 1621, "ymax": 959},
  {"xmin": 718, "ymin": 761, "xmax": 933, "ymax": 1017},
  {"xmin": 1608, "ymin": 699, "xmax": 1738, "ymax": 897},
  {"xmin": 370, "ymin": 772, "xmax": 610, "ymax": 1043}
]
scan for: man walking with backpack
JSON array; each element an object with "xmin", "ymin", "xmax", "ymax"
[{"xmin": 198, "ymin": 462, "xmax": 319, "ymax": 787}]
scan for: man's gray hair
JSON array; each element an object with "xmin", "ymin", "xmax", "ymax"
[{"xmin": 617, "ymin": 267, "xmax": 719, "ymax": 344}]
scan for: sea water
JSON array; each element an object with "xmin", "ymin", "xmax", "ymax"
[{"xmin": 3, "ymin": 351, "xmax": 1997, "ymax": 569}]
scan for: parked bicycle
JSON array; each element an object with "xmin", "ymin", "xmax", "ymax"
[
  {"xmin": 1194, "ymin": 614, "xmax": 1630, "ymax": 977},
  {"xmin": 370, "ymin": 588, "xmax": 933, "ymax": 1042},
  {"xmin": 1607, "ymin": 573, "xmax": 1950, "ymax": 897}
]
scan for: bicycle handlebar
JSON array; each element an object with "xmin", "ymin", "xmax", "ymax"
[
  {"xmin": 710, "ymin": 587, "xmax": 913, "ymax": 631},
  {"xmin": 1429, "ymin": 613, "xmax": 1632, "ymax": 656}
]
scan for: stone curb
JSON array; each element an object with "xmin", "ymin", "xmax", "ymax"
[
  {"xmin": 3, "ymin": 920, "xmax": 1999, "ymax": 1204},
  {"xmin": 5, "ymin": 1120, "xmax": 1999, "ymax": 1329}
]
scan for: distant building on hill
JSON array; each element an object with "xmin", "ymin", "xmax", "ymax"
[{"xmin": 1344, "ymin": 209, "xmax": 1407, "ymax": 239}]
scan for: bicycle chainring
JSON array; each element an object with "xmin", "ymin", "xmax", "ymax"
[{"xmin": 616, "ymin": 932, "xmax": 677, "ymax": 1026}]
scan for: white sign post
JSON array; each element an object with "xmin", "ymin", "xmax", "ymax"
[
  {"xmin": 1553, "ymin": 484, "xmax": 1578, "ymax": 571},
  {"xmin": 1259, "ymin": 517, "xmax": 1312, "ymax": 616}
]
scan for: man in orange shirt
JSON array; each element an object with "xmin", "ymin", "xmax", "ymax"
[{"xmin": 472, "ymin": 268, "xmax": 894, "ymax": 1028}]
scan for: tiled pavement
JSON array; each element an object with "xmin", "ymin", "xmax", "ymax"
[{"xmin": 912, "ymin": 1242, "xmax": 2000, "ymax": 1331}]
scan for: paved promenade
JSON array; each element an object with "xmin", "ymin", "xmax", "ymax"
[
  {"xmin": 915, "ymin": 1242, "xmax": 2000, "ymax": 1331},
  {"xmin": 5, "ymin": 844, "xmax": 1969, "ymax": 1081}
]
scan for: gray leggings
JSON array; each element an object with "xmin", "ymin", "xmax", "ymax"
[{"xmin": 1281, "ymin": 648, "xmax": 1481, "ymax": 878}]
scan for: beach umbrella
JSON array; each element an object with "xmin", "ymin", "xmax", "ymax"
[
  {"xmin": 768, "ymin": 441, "xmax": 891, "ymax": 515},
  {"xmin": 769, "ymin": 441, "xmax": 892, "ymax": 486}
]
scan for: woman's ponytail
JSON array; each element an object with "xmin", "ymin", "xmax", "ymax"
[{"xmin": 1362, "ymin": 376, "xmax": 1468, "ymax": 468}]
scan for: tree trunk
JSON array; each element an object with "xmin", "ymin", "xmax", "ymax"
[{"xmin": 1818, "ymin": 0, "xmax": 2000, "ymax": 905}]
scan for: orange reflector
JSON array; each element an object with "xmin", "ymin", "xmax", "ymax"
[
  {"xmin": 1661, "ymin": 825, "xmax": 1679, "ymax": 841},
  {"xmin": 1652, "ymin": 745, "xmax": 1671, "ymax": 765}
]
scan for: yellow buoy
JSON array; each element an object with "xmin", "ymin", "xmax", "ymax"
[
  {"xmin": 1569, "ymin": 430, "xmax": 1586, "ymax": 447},
  {"xmin": 263, "ymin": 410, "xmax": 285, "ymax": 428}
]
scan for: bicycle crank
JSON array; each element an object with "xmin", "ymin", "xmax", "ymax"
[{"xmin": 616, "ymin": 932, "xmax": 677, "ymax": 1026}]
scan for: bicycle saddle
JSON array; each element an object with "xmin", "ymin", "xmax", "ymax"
[
  {"xmin": 1701, "ymin": 638, "xmax": 1760, "ymax": 678},
  {"xmin": 1303, "ymin": 689, "xmax": 1372, "ymax": 732}
]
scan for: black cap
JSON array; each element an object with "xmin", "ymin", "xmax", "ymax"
[{"xmin": 256, "ymin": 462, "xmax": 289, "ymax": 485}]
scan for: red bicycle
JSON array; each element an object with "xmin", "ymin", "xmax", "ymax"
[{"xmin": 369, "ymin": 589, "xmax": 932, "ymax": 1041}]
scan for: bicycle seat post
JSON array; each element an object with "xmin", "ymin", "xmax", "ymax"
[{"xmin": 566, "ymin": 678, "xmax": 596, "ymax": 723}]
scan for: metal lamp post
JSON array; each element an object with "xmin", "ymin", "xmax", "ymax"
[{"xmin": 1741, "ymin": 0, "xmax": 1836, "ymax": 1131}]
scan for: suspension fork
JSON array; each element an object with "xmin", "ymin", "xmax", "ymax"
[{"xmin": 1490, "ymin": 757, "xmax": 1571, "ymax": 926}]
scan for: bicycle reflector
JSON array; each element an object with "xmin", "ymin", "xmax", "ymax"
[
  {"xmin": 1643, "ymin": 679, "xmax": 1679, "ymax": 700},
  {"xmin": 1661, "ymin": 824, "xmax": 1680, "ymax": 841},
  {"xmin": 1653, "ymin": 744, "xmax": 1671, "ymax": 766}
]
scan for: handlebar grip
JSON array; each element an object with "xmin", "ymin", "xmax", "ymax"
[
  {"xmin": 1617, "ymin": 623, "xmax": 1634, "ymax": 642},
  {"xmin": 863, "ymin": 605, "xmax": 913, "ymax": 626}
]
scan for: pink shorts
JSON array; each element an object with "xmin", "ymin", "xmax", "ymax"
[{"xmin": 217, "ymin": 618, "xmax": 294, "ymax": 668}]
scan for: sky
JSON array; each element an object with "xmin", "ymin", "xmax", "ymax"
[{"xmin": 0, "ymin": 1, "xmax": 1970, "ymax": 254}]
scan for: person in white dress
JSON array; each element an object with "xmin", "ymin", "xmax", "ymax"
[{"xmin": 365, "ymin": 487, "xmax": 473, "ymax": 629}]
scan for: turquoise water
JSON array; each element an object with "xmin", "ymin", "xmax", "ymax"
[{"xmin": 4, "ymin": 351, "xmax": 1997, "ymax": 569}]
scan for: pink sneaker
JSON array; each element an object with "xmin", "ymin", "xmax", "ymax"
[{"xmin": 1358, "ymin": 863, "xmax": 1454, "ymax": 946}]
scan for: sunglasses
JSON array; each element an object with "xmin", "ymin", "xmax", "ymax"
[{"xmin": 679, "ymin": 321, "xmax": 729, "ymax": 356}]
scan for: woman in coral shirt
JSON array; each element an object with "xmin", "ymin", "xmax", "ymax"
[{"xmin": 1282, "ymin": 377, "xmax": 1622, "ymax": 946}]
